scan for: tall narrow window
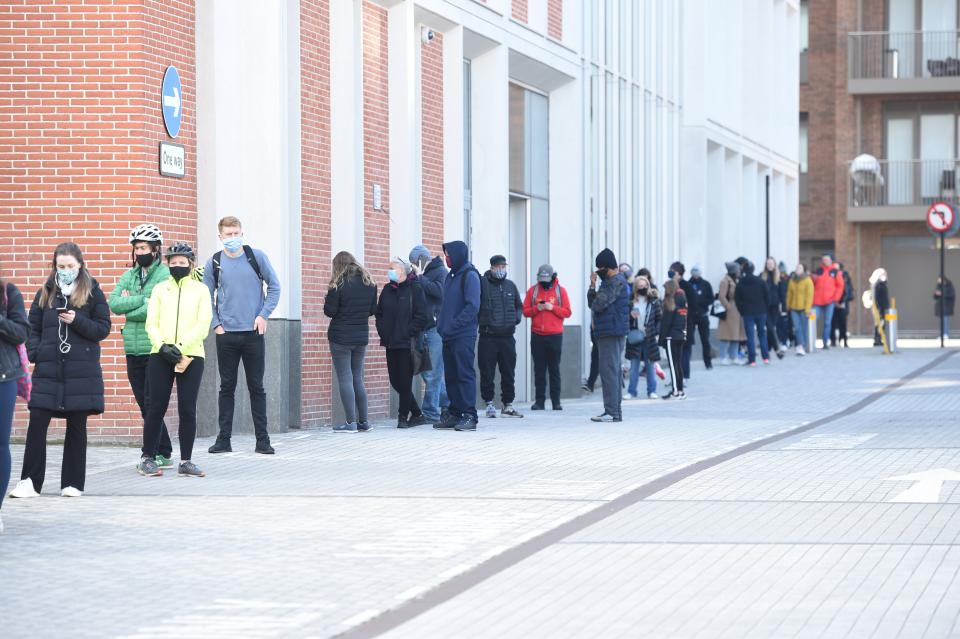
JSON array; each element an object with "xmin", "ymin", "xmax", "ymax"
[
  {"xmin": 800, "ymin": 0, "xmax": 809, "ymax": 52},
  {"xmin": 799, "ymin": 113, "xmax": 809, "ymax": 173},
  {"xmin": 463, "ymin": 59, "xmax": 472, "ymax": 245}
]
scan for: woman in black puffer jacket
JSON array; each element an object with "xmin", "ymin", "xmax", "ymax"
[
  {"xmin": 376, "ymin": 260, "xmax": 430, "ymax": 429},
  {"xmin": 10, "ymin": 243, "xmax": 111, "ymax": 499},
  {"xmin": 0, "ymin": 275, "xmax": 30, "ymax": 515},
  {"xmin": 324, "ymin": 251, "xmax": 378, "ymax": 432}
]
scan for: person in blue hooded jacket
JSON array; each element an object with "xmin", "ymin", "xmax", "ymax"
[{"xmin": 434, "ymin": 241, "xmax": 481, "ymax": 432}]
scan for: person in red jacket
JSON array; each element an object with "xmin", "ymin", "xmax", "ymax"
[
  {"xmin": 523, "ymin": 264, "xmax": 572, "ymax": 411},
  {"xmin": 811, "ymin": 253, "xmax": 845, "ymax": 350}
]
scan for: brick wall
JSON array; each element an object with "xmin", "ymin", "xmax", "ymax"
[
  {"xmin": 547, "ymin": 0, "xmax": 562, "ymax": 41},
  {"xmin": 300, "ymin": 0, "xmax": 333, "ymax": 427},
  {"xmin": 512, "ymin": 0, "xmax": 528, "ymax": 23},
  {"xmin": 362, "ymin": 1, "xmax": 391, "ymax": 418},
  {"xmin": 420, "ymin": 32, "xmax": 444, "ymax": 256},
  {"xmin": 2, "ymin": 0, "xmax": 197, "ymax": 440}
]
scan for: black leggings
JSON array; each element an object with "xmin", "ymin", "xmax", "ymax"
[
  {"xmin": 386, "ymin": 348, "xmax": 421, "ymax": 420},
  {"xmin": 142, "ymin": 354, "xmax": 204, "ymax": 460},
  {"xmin": 21, "ymin": 409, "xmax": 88, "ymax": 492},
  {"xmin": 665, "ymin": 338, "xmax": 684, "ymax": 393}
]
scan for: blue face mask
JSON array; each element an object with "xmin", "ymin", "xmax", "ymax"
[
  {"xmin": 222, "ymin": 237, "xmax": 243, "ymax": 253},
  {"xmin": 492, "ymin": 268, "xmax": 507, "ymax": 280},
  {"xmin": 387, "ymin": 270, "xmax": 399, "ymax": 283},
  {"xmin": 57, "ymin": 267, "xmax": 79, "ymax": 286}
]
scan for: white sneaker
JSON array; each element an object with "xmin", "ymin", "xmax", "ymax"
[
  {"xmin": 718, "ymin": 357, "xmax": 731, "ymax": 366},
  {"xmin": 9, "ymin": 479, "xmax": 39, "ymax": 499},
  {"xmin": 795, "ymin": 345, "xmax": 805, "ymax": 356},
  {"xmin": 647, "ymin": 392, "xmax": 659, "ymax": 400},
  {"xmin": 485, "ymin": 402, "xmax": 497, "ymax": 419},
  {"xmin": 60, "ymin": 486, "xmax": 83, "ymax": 498}
]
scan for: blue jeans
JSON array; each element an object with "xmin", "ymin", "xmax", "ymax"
[
  {"xmin": 943, "ymin": 315, "xmax": 950, "ymax": 337},
  {"xmin": 0, "ymin": 380, "xmax": 15, "ymax": 510},
  {"xmin": 813, "ymin": 303, "xmax": 835, "ymax": 347},
  {"xmin": 628, "ymin": 350, "xmax": 657, "ymax": 396},
  {"xmin": 791, "ymin": 310, "xmax": 809, "ymax": 351},
  {"xmin": 721, "ymin": 340, "xmax": 739, "ymax": 360},
  {"xmin": 420, "ymin": 327, "xmax": 448, "ymax": 421},
  {"xmin": 743, "ymin": 314, "xmax": 770, "ymax": 363}
]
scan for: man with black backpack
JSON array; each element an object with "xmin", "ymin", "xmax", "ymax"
[
  {"xmin": 478, "ymin": 255, "xmax": 523, "ymax": 419},
  {"xmin": 203, "ymin": 216, "xmax": 282, "ymax": 454}
]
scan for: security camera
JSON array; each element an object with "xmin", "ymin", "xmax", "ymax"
[{"xmin": 421, "ymin": 26, "xmax": 435, "ymax": 43}]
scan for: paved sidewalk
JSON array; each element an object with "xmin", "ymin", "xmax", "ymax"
[{"xmin": 0, "ymin": 346, "xmax": 956, "ymax": 638}]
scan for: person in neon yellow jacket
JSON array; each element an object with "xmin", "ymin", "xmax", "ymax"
[{"xmin": 137, "ymin": 241, "xmax": 212, "ymax": 478}]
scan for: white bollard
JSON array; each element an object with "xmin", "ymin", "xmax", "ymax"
[
  {"xmin": 807, "ymin": 311, "xmax": 817, "ymax": 353},
  {"xmin": 886, "ymin": 305, "xmax": 898, "ymax": 353}
]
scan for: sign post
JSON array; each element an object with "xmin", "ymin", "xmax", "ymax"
[{"xmin": 927, "ymin": 201, "xmax": 957, "ymax": 348}]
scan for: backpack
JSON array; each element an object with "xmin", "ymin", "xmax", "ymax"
[{"xmin": 211, "ymin": 245, "xmax": 264, "ymax": 307}]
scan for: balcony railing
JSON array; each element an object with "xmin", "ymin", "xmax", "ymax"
[
  {"xmin": 848, "ymin": 30, "xmax": 960, "ymax": 81},
  {"xmin": 849, "ymin": 159, "xmax": 959, "ymax": 208}
]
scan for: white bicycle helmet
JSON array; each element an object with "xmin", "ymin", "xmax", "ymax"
[{"xmin": 130, "ymin": 223, "xmax": 163, "ymax": 244}]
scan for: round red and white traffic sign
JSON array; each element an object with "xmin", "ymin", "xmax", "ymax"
[{"xmin": 927, "ymin": 201, "xmax": 955, "ymax": 234}]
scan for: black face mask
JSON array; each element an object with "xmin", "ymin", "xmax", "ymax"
[
  {"xmin": 169, "ymin": 266, "xmax": 191, "ymax": 282},
  {"xmin": 637, "ymin": 288, "xmax": 648, "ymax": 296},
  {"xmin": 539, "ymin": 281, "xmax": 551, "ymax": 290},
  {"xmin": 136, "ymin": 253, "xmax": 156, "ymax": 268}
]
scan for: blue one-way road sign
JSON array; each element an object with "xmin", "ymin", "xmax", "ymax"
[{"xmin": 161, "ymin": 66, "xmax": 182, "ymax": 138}]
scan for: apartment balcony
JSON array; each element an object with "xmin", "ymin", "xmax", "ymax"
[
  {"xmin": 848, "ymin": 158, "xmax": 958, "ymax": 222},
  {"xmin": 848, "ymin": 31, "xmax": 960, "ymax": 94}
]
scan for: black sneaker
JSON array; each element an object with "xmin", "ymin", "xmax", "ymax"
[
  {"xmin": 705, "ymin": 362, "xmax": 713, "ymax": 370},
  {"xmin": 551, "ymin": 401, "xmax": 562, "ymax": 411},
  {"xmin": 454, "ymin": 416, "xmax": 478, "ymax": 431},
  {"xmin": 433, "ymin": 413, "xmax": 458, "ymax": 430},
  {"xmin": 530, "ymin": 402, "xmax": 545, "ymax": 411},
  {"xmin": 208, "ymin": 438, "xmax": 232, "ymax": 454},
  {"xmin": 255, "ymin": 441, "xmax": 275, "ymax": 455},
  {"xmin": 397, "ymin": 418, "xmax": 411, "ymax": 429},
  {"xmin": 357, "ymin": 421, "xmax": 371, "ymax": 432},
  {"xmin": 407, "ymin": 415, "xmax": 428, "ymax": 427}
]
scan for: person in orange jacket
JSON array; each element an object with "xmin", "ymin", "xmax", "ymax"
[
  {"xmin": 811, "ymin": 253, "xmax": 845, "ymax": 350},
  {"xmin": 522, "ymin": 264, "xmax": 572, "ymax": 411}
]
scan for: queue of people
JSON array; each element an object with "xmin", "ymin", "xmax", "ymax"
[{"xmin": 0, "ymin": 229, "xmax": 910, "ymax": 523}]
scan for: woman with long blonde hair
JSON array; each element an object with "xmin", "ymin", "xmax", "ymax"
[
  {"xmin": 9, "ymin": 242, "xmax": 111, "ymax": 499},
  {"xmin": 324, "ymin": 251, "xmax": 377, "ymax": 432}
]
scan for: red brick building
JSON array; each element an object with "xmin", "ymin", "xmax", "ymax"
[{"xmin": 800, "ymin": 0, "xmax": 960, "ymax": 337}]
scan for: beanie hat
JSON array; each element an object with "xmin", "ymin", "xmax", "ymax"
[
  {"xmin": 778, "ymin": 260, "xmax": 787, "ymax": 272},
  {"xmin": 409, "ymin": 244, "xmax": 431, "ymax": 264},
  {"xmin": 595, "ymin": 248, "xmax": 617, "ymax": 270},
  {"xmin": 725, "ymin": 261, "xmax": 741, "ymax": 277},
  {"xmin": 691, "ymin": 263, "xmax": 702, "ymax": 276}
]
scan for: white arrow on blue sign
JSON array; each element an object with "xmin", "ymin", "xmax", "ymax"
[{"xmin": 161, "ymin": 66, "xmax": 182, "ymax": 138}]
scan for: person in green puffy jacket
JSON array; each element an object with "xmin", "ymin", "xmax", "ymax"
[{"xmin": 108, "ymin": 224, "xmax": 174, "ymax": 470}]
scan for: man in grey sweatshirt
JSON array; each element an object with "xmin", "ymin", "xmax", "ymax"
[{"xmin": 203, "ymin": 216, "xmax": 282, "ymax": 454}]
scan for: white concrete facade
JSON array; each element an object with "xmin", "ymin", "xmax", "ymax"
[
  {"xmin": 192, "ymin": 0, "xmax": 800, "ymax": 405},
  {"xmin": 680, "ymin": 0, "xmax": 801, "ymax": 288}
]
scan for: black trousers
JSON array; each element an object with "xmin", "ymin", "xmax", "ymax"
[
  {"xmin": 126, "ymin": 354, "xmax": 171, "ymax": 458},
  {"xmin": 831, "ymin": 305, "xmax": 848, "ymax": 345},
  {"xmin": 216, "ymin": 331, "xmax": 269, "ymax": 441},
  {"xmin": 665, "ymin": 338, "xmax": 684, "ymax": 393},
  {"xmin": 478, "ymin": 334, "xmax": 517, "ymax": 404},
  {"xmin": 586, "ymin": 339, "xmax": 599, "ymax": 389},
  {"xmin": 531, "ymin": 333, "xmax": 562, "ymax": 405},
  {"xmin": 21, "ymin": 409, "xmax": 88, "ymax": 492},
  {"xmin": 386, "ymin": 348, "xmax": 421, "ymax": 420},
  {"xmin": 142, "ymin": 354, "xmax": 205, "ymax": 460},
  {"xmin": 766, "ymin": 308, "xmax": 781, "ymax": 352}
]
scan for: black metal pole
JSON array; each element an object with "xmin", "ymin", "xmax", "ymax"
[
  {"xmin": 941, "ymin": 231, "xmax": 946, "ymax": 349},
  {"xmin": 765, "ymin": 175, "xmax": 770, "ymax": 259}
]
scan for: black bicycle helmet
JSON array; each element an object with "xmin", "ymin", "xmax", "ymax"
[{"xmin": 165, "ymin": 241, "xmax": 195, "ymax": 261}]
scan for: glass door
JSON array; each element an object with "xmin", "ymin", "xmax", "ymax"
[
  {"xmin": 920, "ymin": 113, "xmax": 955, "ymax": 200},
  {"xmin": 887, "ymin": 117, "xmax": 915, "ymax": 204}
]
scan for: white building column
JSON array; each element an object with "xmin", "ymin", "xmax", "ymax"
[
  {"xmin": 330, "ymin": 0, "xmax": 364, "ymax": 259},
  {"xmin": 388, "ymin": 0, "xmax": 421, "ymax": 259},
  {"xmin": 468, "ymin": 44, "xmax": 509, "ymax": 264},
  {"xmin": 442, "ymin": 25, "xmax": 464, "ymax": 242}
]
